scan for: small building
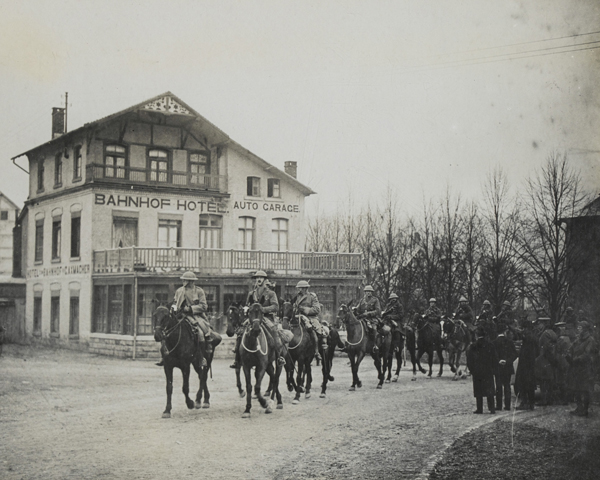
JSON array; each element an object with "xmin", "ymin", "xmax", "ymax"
[
  {"xmin": 12, "ymin": 92, "xmax": 363, "ymax": 357},
  {"xmin": 0, "ymin": 192, "xmax": 19, "ymax": 275}
]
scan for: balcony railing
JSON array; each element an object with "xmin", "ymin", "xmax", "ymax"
[
  {"xmin": 93, "ymin": 247, "xmax": 363, "ymax": 276},
  {"xmin": 86, "ymin": 163, "xmax": 228, "ymax": 193}
]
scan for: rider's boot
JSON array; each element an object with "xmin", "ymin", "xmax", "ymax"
[
  {"xmin": 155, "ymin": 341, "xmax": 167, "ymax": 366},
  {"xmin": 310, "ymin": 329, "xmax": 322, "ymax": 362},
  {"xmin": 197, "ymin": 337, "xmax": 208, "ymax": 368},
  {"xmin": 205, "ymin": 332, "xmax": 213, "ymax": 358},
  {"xmin": 230, "ymin": 335, "xmax": 242, "ymax": 368}
]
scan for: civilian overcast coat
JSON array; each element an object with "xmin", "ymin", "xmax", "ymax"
[{"xmin": 467, "ymin": 337, "xmax": 498, "ymax": 397}]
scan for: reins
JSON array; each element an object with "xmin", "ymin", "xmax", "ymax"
[
  {"xmin": 342, "ymin": 311, "xmax": 365, "ymax": 346},
  {"xmin": 286, "ymin": 316, "xmax": 304, "ymax": 350},
  {"xmin": 241, "ymin": 324, "xmax": 269, "ymax": 356},
  {"xmin": 160, "ymin": 314, "xmax": 185, "ymax": 355}
]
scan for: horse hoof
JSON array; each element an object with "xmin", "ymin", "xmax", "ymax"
[
  {"xmin": 411, "ymin": 377, "xmax": 417, "ymax": 382},
  {"xmin": 239, "ymin": 391, "xmax": 246, "ymax": 398},
  {"xmin": 328, "ymin": 375, "xmax": 335, "ymax": 382},
  {"xmin": 305, "ymin": 393, "xmax": 311, "ymax": 399},
  {"xmin": 437, "ymin": 373, "xmax": 442, "ymax": 377},
  {"xmin": 385, "ymin": 379, "xmax": 390, "ymax": 384},
  {"xmin": 242, "ymin": 412, "xmax": 251, "ymax": 418},
  {"xmin": 377, "ymin": 384, "xmax": 383, "ymax": 389},
  {"xmin": 427, "ymin": 376, "xmax": 432, "ymax": 380},
  {"xmin": 195, "ymin": 401, "xmax": 202, "ymax": 409},
  {"xmin": 277, "ymin": 404, "xmax": 283, "ymax": 410},
  {"xmin": 298, "ymin": 387, "xmax": 305, "ymax": 393},
  {"xmin": 320, "ymin": 393, "xmax": 326, "ymax": 398},
  {"xmin": 349, "ymin": 386, "xmax": 355, "ymax": 391},
  {"xmin": 202, "ymin": 403, "xmax": 210, "ymax": 409},
  {"xmin": 265, "ymin": 406, "xmax": 273, "ymax": 414},
  {"xmin": 357, "ymin": 381, "xmax": 362, "ymax": 388},
  {"xmin": 392, "ymin": 376, "xmax": 399, "ymax": 383},
  {"xmin": 162, "ymin": 412, "xmax": 171, "ymax": 419},
  {"xmin": 287, "ymin": 385, "xmax": 294, "ymax": 392},
  {"xmin": 292, "ymin": 399, "xmax": 299, "ymax": 405}
]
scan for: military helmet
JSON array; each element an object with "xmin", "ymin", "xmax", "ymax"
[
  {"xmin": 180, "ymin": 271, "xmax": 198, "ymax": 281},
  {"xmin": 364, "ymin": 285, "xmax": 374, "ymax": 292},
  {"xmin": 389, "ymin": 293, "xmax": 399, "ymax": 300},
  {"xmin": 566, "ymin": 307, "xmax": 574, "ymax": 313},
  {"xmin": 459, "ymin": 296, "xmax": 467, "ymax": 303},
  {"xmin": 502, "ymin": 300, "xmax": 511, "ymax": 307},
  {"xmin": 483, "ymin": 300, "xmax": 491, "ymax": 306},
  {"xmin": 429, "ymin": 298, "xmax": 436, "ymax": 303},
  {"xmin": 252, "ymin": 270, "xmax": 268, "ymax": 278},
  {"xmin": 579, "ymin": 320, "xmax": 593, "ymax": 331},
  {"xmin": 296, "ymin": 280, "xmax": 310, "ymax": 288}
]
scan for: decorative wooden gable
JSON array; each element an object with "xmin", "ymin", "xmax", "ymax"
[{"xmin": 142, "ymin": 96, "xmax": 192, "ymax": 115}]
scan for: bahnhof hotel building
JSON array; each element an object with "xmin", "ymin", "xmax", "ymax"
[{"xmin": 12, "ymin": 93, "xmax": 363, "ymax": 357}]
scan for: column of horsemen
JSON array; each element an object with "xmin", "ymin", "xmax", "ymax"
[{"xmin": 158, "ymin": 270, "xmax": 598, "ymax": 417}]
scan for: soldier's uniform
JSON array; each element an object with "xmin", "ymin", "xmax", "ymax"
[
  {"xmin": 382, "ymin": 295, "xmax": 404, "ymax": 329},
  {"xmin": 246, "ymin": 284, "xmax": 279, "ymax": 323},
  {"xmin": 476, "ymin": 302, "xmax": 497, "ymax": 341},
  {"xmin": 563, "ymin": 308, "xmax": 578, "ymax": 342},
  {"xmin": 356, "ymin": 294, "xmax": 382, "ymax": 330},
  {"xmin": 424, "ymin": 299, "xmax": 442, "ymax": 336},
  {"xmin": 454, "ymin": 301, "xmax": 475, "ymax": 331},
  {"xmin": 567, "ymin": 321, "xmax": 599, "ymax": 416},
  {"xmin": 292, "ymin": 282, "xmax": 326, "ymax": 360},
  {"xmin": 535, "ymin": 319, "xmax": 557, "ymax": 406}
]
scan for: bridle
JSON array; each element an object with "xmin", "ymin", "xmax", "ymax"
[
  {"xmin": 156, "ymin": 311, "xmax": 186, "ymax": 355},
  {"xmin": 338, "ymin": 305, "xmax": 365, "ymax": 346}
]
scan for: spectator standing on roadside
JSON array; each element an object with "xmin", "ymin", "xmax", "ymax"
[
  {"xmin": 553, "ymin": 322, "xmax": 572, "ymax": 405},
  {"xmin": 514, "ymin": 319, "xmax": 539, "ymax": 410},
  {"xmin": 494, "ymin": 321, "xmax": 518, "ymax": 411},
  {"xmin": 535, "ymin": 318, "xmax": 557, "ymax": 406},
  {"xmin": 567, "ymin": 320, "xmax": 599, "ymax": 417},
  {"xmin": 467, "ymin": 327, "xmax": 498, "ymax": 414}
]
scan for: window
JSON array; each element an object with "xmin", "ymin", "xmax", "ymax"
[
  {"xmin": 37, "ymin": 158, "xmax": 45, "ymax": 191},
  {"xmin": 112, "ymin": 217, "xmax": 138, "ymax": 248},
  {"xmin": 0, "ymin": 210, "xmax": 8, "ymax": 221},
  {"xmin": 189, "ymin": 152, "xmax": 210, "ymax": 184},
  {"xmin": 247, "ymin": 176, "xmax": 261, "ymax": 197},
  {"xmin": 138, "ymin": 285, "xmax": 169, "ymax": 335},
  {"xmin": 51, "ymin": 294, "xmax": 60, "ymax": 334},
  {"xmin": 268, "ymin": 178, "xmax": 280, "ymax": 198},
  {"xmin": 54, "ymin": 152, "xmax": 62, "ymax": 186},
  {"xmin": 272, "ymin": 218, "xmax": 289, "ymax": 251},
  {"xmin": 108, "ymin": 285, "xmax": 123, "ymax": 334},
  {"xmin": 69, "ymin": 295, "xmax": 79, "ymax": 336},
  {"xmin": 73, "ymin": 146, "xmax": 82, "ymax": 180},
  {"xmin": 52, "ymin": 218, "xmax": 61, "ymax": 261},
  {"xmin": 70, "ymin": 215, "xmax": 81, "ymax": 258},
  {"xmin": 238, "ymin": 216, "xmax": 255, "ymax": 250},
  {"xmin": 199, "ymin": 214, "xmax": 223, "ymax": 248},
  {"xmin": 158, "ymin": 219, "xmax": 181, "ymax": 248},
  {"xmin": 33, "ymin": 295, "xmax": 42, "ymax": 333},
  {"xmin": 105, "ymin": 145, "xmax": 126, "ymax": 178},
  {"xmin": 93, "ymin": 285, "xmax": 107, "ymax": 333},
  {"xmin": 35, "ymin": 219, "xmax": 44, "ymax": 263},
  {"xmin": 148, "ymin": 149, "xmax": 169, "ymax": 183}
]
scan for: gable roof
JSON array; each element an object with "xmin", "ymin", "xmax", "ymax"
[
  {"xmin": 0, "ymin": 192, "xmax": 20, "ymax": 210},
  {"xmin": 11, "ymin": 92, "xmax": 315, "ymax": 196}
]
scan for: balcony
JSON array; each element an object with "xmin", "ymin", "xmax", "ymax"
[
  {"xmin": 86, "ymin": 163, "xmax": 228, "ymax": 194},
  {"xmin": 93, "ymin": 247, "xmax": 363, "ymax": 276}
]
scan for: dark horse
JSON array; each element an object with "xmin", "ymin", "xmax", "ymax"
[
  {"xmin": 225, "ymin": 303, "xmax": 247, "ymax": 398},
  {"xmin": 281, "ymin": 302, "xmax": 338, "ymax": 401},
  {"xmin": 153, "ymin": 306, "xmax": 222, "ymax": 418},
  {"xmin": 239, "ymin": 303, "xmax": 283, "ymax": 418},
  {"xmin": 385, "ymin": 321, "xmax": 406, "ymax": 383},
  {"xmin": 442, "ymin": 315, "xmax": 470, "ymax": 381},
  {"xmin": 413, "ymin": 315, "xmax": 445, "ymax": 379},
  {"xmin": 337, "ymin": 303, "xmax": 388, "ymax": 390}
]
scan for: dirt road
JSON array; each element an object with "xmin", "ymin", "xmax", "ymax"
[{"xmin": 1, "ymin": 345, "xmax": 508, "ymax": 479}]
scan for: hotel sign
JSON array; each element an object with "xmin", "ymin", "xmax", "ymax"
[{"xmin": 94, "ymin": 194, "xmax": 227, "ymax": 213}]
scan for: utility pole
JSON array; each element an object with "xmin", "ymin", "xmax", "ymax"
[{"xmin": 65, "ymin": 92, "xmax": 68, "ymax": 133}]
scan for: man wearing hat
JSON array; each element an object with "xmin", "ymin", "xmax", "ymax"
[
  {"xmin": 157, "ymin": 271, "xmax": 211, "ymax": 367},
  {"xmin": 382, "ymin": 293, "xmax": 404, "ymax": 330},
  {"xmin": 476, "ymin": 300, "xmax": 497, "ymax": 341},
  {"xmin": 454, "ymin": 296, "xmax": 475, "ymax": 341},
  {"xmin": 292, "ymin": 280, "xmax": 326, "ymax": 361},
  {"xmin": 356, "ymin": 285, "xmax": 382, "ymax": 353},
  {"xmin": 424, "ymin": 297, "xmax": 443, "ymax": 335},
  {"xmin": 467, "ymin": 326, "xmax": 498, "ymax": 414},
  {"xmin": 534, "ymin": 317, "xmax": 557, "ymax": 406},
  {"xmin": 493, "ymin": 321, "xmax": 518, "ymax": 410},
  {"xmin": 514, "ymin": 319, "xmax": 539, "ymax": 410},
  {"xmin": 553, "ymin": 322, "xmax": 572, "ymax": 405},
  {"xmin": 566, "ymin": 320, "xmax": 598, "ymax": 416}
]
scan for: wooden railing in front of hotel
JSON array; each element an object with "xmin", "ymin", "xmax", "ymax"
[
  {"xmin": 86, "ymin": 163, "xmax": 228, "ymax": 193},
  {"xmin": 93, "ymin": 247, "xmax": 363, "ymax": 276}
]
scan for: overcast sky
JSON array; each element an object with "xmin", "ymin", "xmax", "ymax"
[{"xmin": 1, "ymin": 0, "xmax": 599, "ymax": 216}]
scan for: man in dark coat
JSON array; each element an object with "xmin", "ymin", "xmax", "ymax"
[
  {"xmin": 535, "ymin": 317, "xmax": 557, "ymax": 406},
  {"xmin": 553, "ymin": 322, "xmax": 572, "ymax": 405},
  {"xmin": 514, "ymin": 319, "xmax": 539, "ymax": 410},
  {"xmin": 567, "ymin": 320, "xmax": 599, "ymax": 417},
  {"xmin": 563, "ymin": 307, "xmax": 578, "ymax": 342},
  {"xmin": 476, "ymin": 300, "xmax": 497, "ymax": 341},
  {"xmin": 467, "ymin": 327, "xmax": 498, "ymax": 414},
  {"xmin": 454, "ymin": 296, "xmax": 475, "ymax": 342},
  {"xmin": 356, "ymin": 285, "xmax": 382, "ymax": 353},
  {"xmin": 494, "ymin": 322, "xmax": 518, "ymax": 411}
]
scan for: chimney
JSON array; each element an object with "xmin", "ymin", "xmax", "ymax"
[
  {"xmin": 284, "ymin": 161, "xmax": 297, "ymax": 178},
  {"xmin": 52, "ymin": 107, "xmax": 65, "ymax": 139}
]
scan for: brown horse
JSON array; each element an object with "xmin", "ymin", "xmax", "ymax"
[
  {"xmin": 442, "ymin": 315, "xmax": 470, "ymax": 380},
  {"xmin": 414, "ymin": 315, "xmax": 445, "ymax": 379},
  {"xmin": 225, "ymin": 303, "xmax": 247, "ymax": 398},
  {"xmin": 385, "ymin": 324, "xmax": 406, "ymax": 383},
  {"xmin": 153, "ymin": 306, "xmax": 221, "ymax": 418},
  {"xmin": 239, "ymin": 303, "xmax": 283, "ymax": 418},
  {"xmin": 337, "ymin": 303, "xmax": 388, "ymax": 390}
]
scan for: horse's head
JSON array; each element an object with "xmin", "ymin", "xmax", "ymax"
[
  {"xmin": 337, "ymin": 301, "xmax": 355, "ymax": 325},
  {"xmin": 281, "ymin": 301, "xmax": 294, "ymax": 328},
  {"xmin": 442, "ymin": 316, "xmax": 455, "ymax": 335},
  {"xmin": 247, "ymin": 303, "xmax": 263, "ymax": 336},
  {"xmin": 153, "ymin": 305, "xmax": 173, "ymax": 342},
  {"xmin": 226, "ymin": 303, "xmax": 242, "ymax": 337}
]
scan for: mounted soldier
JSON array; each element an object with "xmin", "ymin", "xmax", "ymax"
[
  {"xmin": 292, "ymin": 280, "xmax": 327, "ymax": 362},
  {"xmin": 230, "ymin": 270, "xmax": 288, "ymax": 369},
  {"xmin": 454, "ymin": 296, "xmax": 475, "ymax": 341},
  {"xmin": 356, "ymin": 285, "xmax": 382, "ymax": 353},
  {"xmin": 157, "ymin": 271, "xmax": 212, "ymax": 368},
  {"xmin": 382, "ymin": 293, "xmax": 404, "ymax": 331},
  {"xmin": 423, "ymin": 297, "xmax": 442, "ymax": 335},
  {"xmin": 476, "ymin": 300, "xmax": 497, "ymax": 341}
]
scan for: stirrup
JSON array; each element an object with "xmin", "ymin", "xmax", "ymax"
[{"xmin": 277, "ymin": 356, "xmax": 286, "ymax": 366}]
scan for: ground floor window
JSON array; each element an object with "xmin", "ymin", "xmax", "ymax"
[
  {"xmin": 93, "ymin": 283, "xmax": 133, "ymax": 334},
  {"xmin": 137, "ymin": 285, "xmax": 170, "ymax": 335},
  {"xmin": 69, "ymin": 295, "xmax": 79, "ymax": 336},
  {"xmin": 50, "ymin": 295, "xmax": 60, "ymax": 334},
  {"xmin": 33, "ymin": 296, "xmax": 42, "ymax": 333}
]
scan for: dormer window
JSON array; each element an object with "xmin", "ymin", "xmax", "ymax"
[
  {"xmin": 54, "ymin": 152, "xmax": 63, "ymax": 187},
  {"xmin": 148, "ymin": 149, "xmax": 169, "ymax": 183},
  {"xmin": 189, "ymin": 152, "xmax": 210, "ymax": 184},
  {"xmin": 268, "ymin": 178, "xmax": 280, "ymax": 198},
  {"xmin": 73, "ymin": 145, "xmax": 82, "ymax": 181},
  {"xmin": 37, "ymin": 158, "xmax": 45, "ymax": 192},
  {"xmin": 247, "ymin": 177, "xmax": 261, "ymax": 197},
  {"xmin": 105, "ymin": 145, "xmax": 127, "ymax": 178}
]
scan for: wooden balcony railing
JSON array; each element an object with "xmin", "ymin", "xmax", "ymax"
[
  {"xmin": 86, "ymin": 163, "xmax": 227, "ymax": 193},
  {"xmin": 93, "ymin": 247, "xmax": 363, "ymax": 276}
]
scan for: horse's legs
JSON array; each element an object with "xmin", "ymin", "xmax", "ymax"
[
  {"xmin": 355, "ymin": 350, "xmax": 365, "ymax": 388},
  {"xmin": 242, "ymin": 364, "xmax": 253, "ymax": 418},
  {"xmin": 305, "ymin": 362, "xmax": 312, "ymax": 399},
  {"xmin": 236, "ymin": 366, "xmax": 245, "ymax": 397},
  {"xmin": 320, "ymin": 346, "xmax": 332, "ymax": 397},
  {"xmin": 163, "ymin": 366, "xmax": 174, "ymax": 418},
  {"xmin": 255, "ymin": 364, "xmax": 271, "ymax": 412},
  {"xmin": 272, "ymin": 362, "xmax": 283, "ymax": 409},
  {"xmin": 200, "ymin": 359, "xmax": 211, "ymax": 408},
  {"xmin": 349, "ymin": 353, "xmax": 358, "ymax": 390},
  {"xmin": 293, "ymin": 361, "xmax": 304, "ymax": 404},
  {"xmin": 437, "ymin": 345, "xmax": 445, "ymax": 377},
  {"xmin": 192, "ymin": 359, "xmax": 204, "ymax": 408},
  {"xmin": 372, "ymin": 352, "xmax": 384, "ymax": 389}
]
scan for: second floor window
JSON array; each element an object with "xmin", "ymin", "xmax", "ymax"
[
  {"xmin": 54, "ymin": 153, "xmax": 62, "ymax": 186},
  {"xmin": 238, "ymin": 216, "xmax": 255, "ymax": 250},
  {"xmin": 71, "ymin": 215, "xmax": 81, "ymax": 258},
  {"xmin": 35, "ymin": 219, "xmax": 44, "ymax": 263},
  {"xmin": 105, "ymin": 145, "xmax": 126, "ymax": 178},
  {"xmin": 247, "ymin": 177, "xmax": 260, "ymax": 197},
  {"xmin": 149, "ymin": 149, "xmax": 169, "ymax": 183},
  {"xmin": 272, "ymin": 218, "xmax": 289, "ymax": 251},
  {"xmin": 190, "ymin": 152, "xmax": 210, "ymax": 184},
  {"xmin": 37, "ymin": 158, "xmax": 45, "ymax": 191},
  {"xmin": 52, "ymin": 218, "xmax": 61, "ymax": 260},
  {"xmin": 73, "ymin": 146, "xmax": 82, "ymax": 180},
  {"xmin": 158, "ymin": 219, "xmax": 181, "ymax": 248},
  {"xmin": 268, "ymin": 178, "xmax": 280, "ymax": 198},
  {"xmin": 199, "ymin": 214, "xmax": 222, "ymax": 248},
  {"xmin": 112, "ymin": 217, "xmax": 138, "ymax": 248}
]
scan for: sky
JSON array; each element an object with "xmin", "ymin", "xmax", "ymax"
[{"xmin": 1, "ymin": 0, "xmax": 599, "ymax": 217}]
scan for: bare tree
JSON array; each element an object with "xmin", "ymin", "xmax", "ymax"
[
  {"xmin": 518, "ymin": 151, "xmax": 589, "ymax": 323},
  {"xmin": 438, "ymin": 186, "xmax": 463, "ymax": 313},
  {"xmin": 457, "ymin": 200, "xmax": 485, "ymax": 306}
]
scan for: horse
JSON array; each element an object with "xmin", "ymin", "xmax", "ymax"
[
  {"xmin": 337, "ymin": 303, "xmax": 387, "ymax": 390},
  {"xmin": 385, "ymin": 322, "xmax": 406, "ymax": 383},
  {"xmin": 225, "ymin": 303, "xmax": 247, "ymax": 398},
  {"xmin": 239, "ymin": 303, "xmax": 283, "ymax": 418},
  {"xmin": 153, "ymin": 306, "xmax": 221, "ymax": 418},
  {"xmin": 442, "ymin": 315, "xmax": 470, "ymax": 380},
  {"xmin": 413, "ymin": 314, "xmax": 445, "ymax": 379}
]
